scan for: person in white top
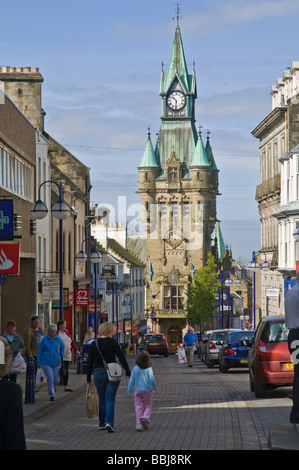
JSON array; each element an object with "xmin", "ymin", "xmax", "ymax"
[{"xmin": 57, "ymin": 320, "xmax": 80, "ymax": 391}]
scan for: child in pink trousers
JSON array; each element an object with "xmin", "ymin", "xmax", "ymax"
[{"xmin": 127, "ymin": 350, "xmax": 158, "ymax": 431}]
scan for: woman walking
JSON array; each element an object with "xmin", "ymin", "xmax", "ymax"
[
  {"xmin": 86, "ymin": 322, "xmax": 131, "ymax": 433},
  {"xmin": 127, "ymin": 350, "xmax": 158, "ymax": 432},
  {"xmin": 37, "ymin": 324, "xmax": 65, "ymax": 401},
  {"xmin": 57, "ymin": 320, "xmax": 80, "ymax": 391}
]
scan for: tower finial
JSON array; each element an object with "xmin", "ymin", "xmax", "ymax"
[
  {"xmin": 207, "ymin": 129, "xmax": 210, "ymax": 141},
  {"xmin": 173, "ymin": 3, "xmax": 182, "ymax": 27},
  {"xmin": 148, "ymin": 125, "xmax": 151, "ymax": 138}
]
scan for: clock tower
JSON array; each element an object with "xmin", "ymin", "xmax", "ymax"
[{"xmin": 138, "ymin": 20, "xmax": 219, "ymax": 348}]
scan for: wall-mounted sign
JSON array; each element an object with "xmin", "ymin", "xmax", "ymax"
[
  {"xmin": 0, "ymin": 243, "xmax": 20, "ymax": 274},
  {"xmin": 0, "ymin": 200, "xmax": 14, "ymax": 240},
  {"xmin": 76, "ymin": 288, "xmax": 89, "ymax": 306},
  {"xmin": 42, "ymin": 277, "xmax": 60, "ymax": 300}
]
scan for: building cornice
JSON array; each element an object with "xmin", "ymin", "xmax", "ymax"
[{"xmin": 251, "ymin": 106, "xmax": 287, "ymax": 138}]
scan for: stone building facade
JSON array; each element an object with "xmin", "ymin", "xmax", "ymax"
[
  {"xmin": 252, "ymin": 62, "xmax": 299, "ymax": 320},
  {"xmin": 137, "ymin": 24, "xmax": 219, "ymax": 351}
]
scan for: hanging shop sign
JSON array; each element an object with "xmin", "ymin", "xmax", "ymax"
[
  {"xmin": 0, "ymin": 200, "xmax": 14, "ymax": 240},
  {"xmin": 0, "ymin": 243, "xmax": 20, "ymax": 274},
  {"xmin": 76, "ymin": 288, "xmax": 89, "ymax": 306}
]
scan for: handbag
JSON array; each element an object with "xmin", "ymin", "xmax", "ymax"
[
  {"xmin": 10, "ymin": 352, "xmax": 27, "ymax": 374},
  {"xmin": 86, "ymin": 383, "xmax": 99, "ymax": 419},
  {"xmin": 94, "ymin": 339, "xmax": 123, "ymax": 382}
]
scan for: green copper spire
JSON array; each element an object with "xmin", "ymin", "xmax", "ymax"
[
  {"xmin": 139, "ymin": 128, "xmax": 160, "ymax": 168},
  {"xmin": 211, "ymin": 221, "xmax": 226, "ymax": 260},
  {"xmin": 160, "ymin": 26, "xmax": 193, "ymax": 94},
  {"xmin": 205, "ymin": 132, "xmax": 218, "ymax": 170},
  {"xmin": 190, "ymin": 131, "xmax": 210, "ymax": 167}
]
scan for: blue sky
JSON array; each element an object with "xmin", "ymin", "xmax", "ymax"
[{"xmin": 1, "ymin": 0, "xmax": 299, "ymax": 263}]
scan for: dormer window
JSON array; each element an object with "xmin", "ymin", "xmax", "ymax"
[{"xmin": 169, "ymin": 167, "xmax": 178, "ymax": 183}]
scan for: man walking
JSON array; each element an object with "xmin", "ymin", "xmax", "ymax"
[
  {"xmin": 182, "ymin": 326, "xmax": 198, "ymax": 367},
  {"xmin": 285, "ymin": 271, "xmax": 299, "ymax": 423}
]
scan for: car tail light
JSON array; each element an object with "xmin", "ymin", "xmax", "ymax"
[
  {"xmin": 209, "ymin": 342, "xmax": 216, "ymax": 350},
  {"xmin": 224, "ymin": 348, "xmax": 236, "ymax": 355},
  {"xmin": 257, "ymin": 340, "xmax": 267, "ymax": 356}
]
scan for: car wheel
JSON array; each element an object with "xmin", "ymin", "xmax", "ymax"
[
  {"xmin": 222, "ymin": 364, "xmax": 229, "ymax": 373},
  {"xmin": 254, "ymin": 377, "xmax": 266, "ymax": 398},
  {"xmin": 164, "ymin": 352, "xmax": 169, "ymax": 357}
]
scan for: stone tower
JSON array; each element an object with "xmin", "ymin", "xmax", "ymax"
[
  {"xmin": 137, "ymin": 22, "xmax": 219, "ymax": 349},
  {"xmin": 0, "ymin": 66, "xmax": 45, "ymax": 131}
]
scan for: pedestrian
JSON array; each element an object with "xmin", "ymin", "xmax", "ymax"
[
  {"xmin": 83, "ymin": 326, "xmax": 95, "ymax": 344},
  {"xmin": 57, "ymin": 320, "xmax": 80, "ymax": 392},
  {"xmin": 37, "ymin": 324, "xmax": 65, "ymax": 402},
  {"xmin": 86, "ymin": 322, "xmax": 131, "ymax": 433},
  {"xmin": 0, "ymin": 336, "xmax": 26, "ymax": 450},
  {"xmin": 182, "ymin": 326, "xmax": 198, "ymax": 367},
  {"xmin": 127, "ymin": 350, "xmax": 158, "ymax": 432},
  {"xmin": 24, "ymin": 315, "xmax": 44, "ymax": 376},
  {"xmin": 135, "ymin": 331, "xmax": 146, "ymax": 354},
  {"xmin": 285, "ymin": 271, "xmax": 299, "ymax": 423},
  {"xmin": 1, "ymin": 320, "xmax": 25, "ymax": 382}
]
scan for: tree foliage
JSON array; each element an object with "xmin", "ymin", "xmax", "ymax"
[{"xmin": 186, "ymin": 253, "xmax": 220, "ymax": 328}]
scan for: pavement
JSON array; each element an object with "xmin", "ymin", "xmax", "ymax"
[{"xmin": 17, "ymin": 354, "xmax": 299, "ymax": 451}]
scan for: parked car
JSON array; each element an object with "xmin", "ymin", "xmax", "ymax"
[
  {"xmin": 204, "ymin": 329, "xmax": 237, "ymax": 368},
  {"xmin": 198, "ymin": 330, "xmax": 212, "ymax": 361},
  {"xmin": 248, "ymin": 316, "xmax": 293, "ymax": 398},
  {"xmin": 144, "ymin": 333, "xmax": 169, "ymax": 357},
  {"xmin": 218, "ymin": 329, "xmax": 255, "ymax": 373}
]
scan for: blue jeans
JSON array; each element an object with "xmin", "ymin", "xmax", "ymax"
[
  {"xmin": 94, "ymin": 371, "xmax": 120, "ymax": 427},
  {"xmin": 42, "ymin": 365, "xmax": 61, "ymax": 398}
]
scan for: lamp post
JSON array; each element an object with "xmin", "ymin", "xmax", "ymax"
[
  {"xmin": 247, "ymin": 250, "xmax": 271, "ymax": 329},
  {"xmin": 101, "ymin": 265, "xmax": 120, "ymax": 337},
  {"xmin": 75, "ymin": 238, "xmax": 102, "ymax": 337},
  {"xmin": 122, "ymin": 294, "xmax": 134, "ymax": 347},
  {"xmin": 31, "ymin": 180, "xmax": 71, "ymax": 321},
  {"xmin": 145, "ymin": 306, "xmax": 156, "ymax": 332}
]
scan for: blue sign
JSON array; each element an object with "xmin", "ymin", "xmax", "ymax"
[{"xmin": 0, "ymin": 200, "xmax": 13, "ymax": 240}]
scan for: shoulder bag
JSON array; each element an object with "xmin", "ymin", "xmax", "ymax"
[{"xmin": 94, "ymin": 339, "xmax": 122, "ymax": 382}]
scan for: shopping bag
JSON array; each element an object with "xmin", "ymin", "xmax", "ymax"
[
  {"xmin": 10, "ymin": 352, "xmax": 27, "ymax": 374},
  {"xmin": 86, "ymin": 384, "xmax": 99, "ymax": 419},
  {"xmin": 177, "ymin": 346, "xmax": 186, "ymax": 364},
  {"xmin": 36, "ymin": 367, "xmax": 47, "ymax": 389}
]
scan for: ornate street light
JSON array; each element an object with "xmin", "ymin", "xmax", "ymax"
[
  {"xmin": 122, "ymin": 294, "xmax": 134, "ymax": 346},
  {"xmin": 247, "ymin": 250, "xmax": 271, "ymax": 328},
  {"xmin": 75, "ymin": 238, "xmax": 102, "ymax": 336},
  {"xmin": 31, "ymin": 180, "xmax": 71, "ymax": 320}
]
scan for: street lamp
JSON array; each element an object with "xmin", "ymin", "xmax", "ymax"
[
  {"xmin": 247, "ymin": 250, "xmax": 271, "ymax": 329},
  {"xmin": 31, "ymin": 180, "xmax": 71, "ymax": 320},
  {"xmin": 145, "ymin": 306, "xmax": 156, "ymax": 332},
  {"xmin": 75, "ymin": 238, "xmax": 102, "ymax": 337},
  {"xmin": 101, "ymin": 265, "xmax": 120, "ymax": 336},
  {"xmin": 122, "ymin": 294, "xmax": 134, "ymax": 346}
]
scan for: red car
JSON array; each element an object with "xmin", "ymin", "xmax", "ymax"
[
  {"xmin": 144, "ymin": 333, "xmax": 169, "ymax": 357},
  {"xmin": 248, "ymin": 316, "xmax": 294, "ymax": 398}
]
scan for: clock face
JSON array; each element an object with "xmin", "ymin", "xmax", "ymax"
[{"xmin": 167, "ymin": 91, "xmax": 186, "ymax": 111}]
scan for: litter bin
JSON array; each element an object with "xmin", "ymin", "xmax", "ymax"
[
  {"xmin": 82, "ymin": 340, "xmax": 93, "ymax": 373},
  {"xmin": 76, "ymin": 347, "xmax": 83, "ymax": 374}
]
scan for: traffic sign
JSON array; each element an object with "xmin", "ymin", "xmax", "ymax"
[{"xmin": 0, "ymin": 244, "xmax": 20, "ymax": 274}]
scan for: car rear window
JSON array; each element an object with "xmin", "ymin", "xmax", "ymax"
[
  {"xmin": 228, "ymin": 331, "xmax": 255, "ymax": 342},
  {"xmin": 145, "ymin": 334, "xmax": 164, "ymax": 341},
  {"xmin": 260, "ymin": 321, "xmax": 289, "ymax": 343},
  {"xmin": 211, "ymin": 331, "xmax": 227, "ymax": 341}
]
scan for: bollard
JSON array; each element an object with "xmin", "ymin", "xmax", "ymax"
[
  {"xmin": 77, "ymin": 348, "xmax": 83, "ymax": 374},
  {"xmin": 25, "ymin": 357, "xmax": 35, "ymax": 404}
]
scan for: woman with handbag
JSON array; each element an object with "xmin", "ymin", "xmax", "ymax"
[
  {"xmin": 86, "ymin": 322, "xmax": 131, "ymax": 433},
  {"xmin": 1, "ymin": 320, "xmax": 25, "ymax": 382}
]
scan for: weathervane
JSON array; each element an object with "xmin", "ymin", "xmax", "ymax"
[{"xmin": 173, "ymin": 3, "xmax": 182, "ymax": 27}]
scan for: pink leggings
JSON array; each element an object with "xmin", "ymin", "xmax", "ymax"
[{"xmin": 134, "ymin": 390, "xmax": 152, "ymax": 428}]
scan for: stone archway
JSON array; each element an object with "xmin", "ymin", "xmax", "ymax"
[{"xmin": 167, "ymin": 324, "xmax": 183, "ymax": 354}]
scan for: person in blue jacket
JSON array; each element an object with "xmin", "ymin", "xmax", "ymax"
[
  {"xmin": 128, "ymin": 350, "xmax": 158, "ymax": 431},
  {"xmin": 37, "ymin": 324, "xmax": 65, "ymax": 401}
]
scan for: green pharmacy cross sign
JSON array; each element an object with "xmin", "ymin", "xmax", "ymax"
[{"xmin": 0, "ymin": 200, "xmax": 14, "ymax": 240}]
